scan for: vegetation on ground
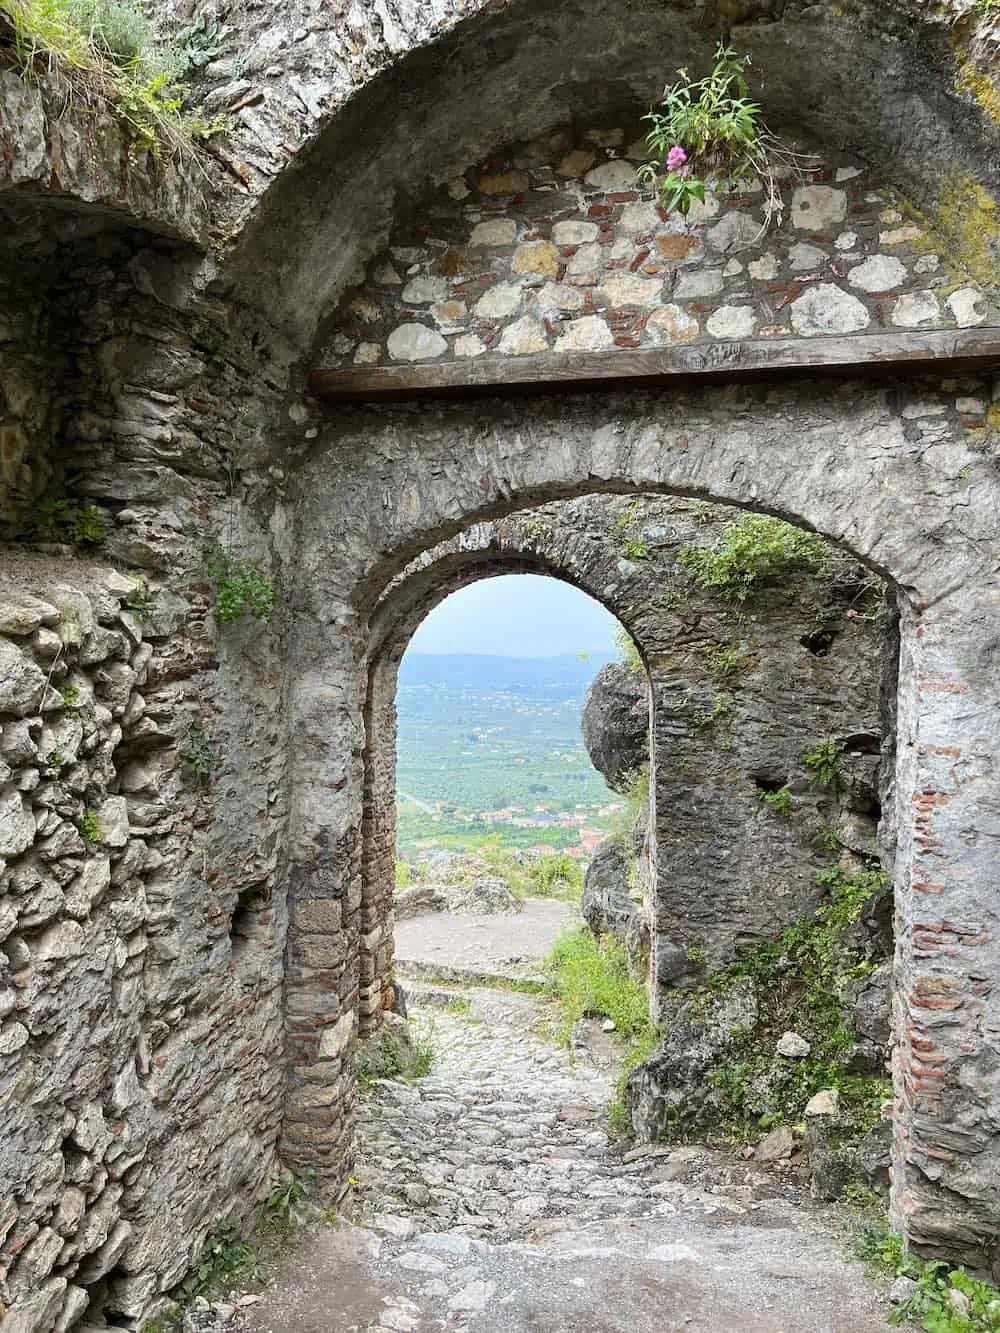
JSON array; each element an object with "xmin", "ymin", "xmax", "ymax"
[
  {"xmin": 355, "ymin": 1020, "xmax": 434, "ymax": 1091},
  {"xmin": 1, "ymin": 0, "xmax": 226, "ymax": 154},
  {"xmin": 678, "ymin": 514, "xmax": 830, "ymax": 602},
  {"xmin": 855, "ymin": 1224, "xmax": 1000, "ymax": 1331},
  {"xmin": 545, "ymin": 928, "xmax": 659, "ymax": 1136},
  {"xmin": 32, "ymin": 497, "xmax": 106, "ymax": 546}
]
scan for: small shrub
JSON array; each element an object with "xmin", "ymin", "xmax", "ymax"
[
  {"xmin": 60, "ymin": 683, "xmax": 80, "ymax": 710},
  {"xmin": 704, "ymin": 642, "xmax": 752, "ymax": 681},
  {"xmin": 395, "ymin": 859, "xmax": 411, "ymax": 888},
  {"xmin": 528, "ymin": 852, "xmax": 583, "ymax": 900},
  {"xmin": 686, "ymin": 944, "xmax": 706, "ymax": 966},
  {"xmin": 124, "ymin": 579, "xmax": 157, "ymax": 623},
  {"xmin": 616, "ymin": 627, "xmax": 645, "ymax": 677},
  {"xmin": 204, "ymin": 540, "xmax": 275, "ymax": 625},
  {"xmin": 181, "ymin": 719, "xmax": 215, "ymax": 782},
  {"xmin": 45, "ymin": 749, "xmax": 65, "ymax": 775},
  {"xmin": 177, "ymin": 1228, "xmax": 257, "ymax": 1301},
  {"xmin": 855, "ymin": 1224, "xmax": 1000, "ymax": 1332},
  {"xmin": 624, "ymin": 536, "xmax": 650, "ymax": 560},
  {"xmin": 548, "ymin": 929, "xmax": 651, "ymax": 1042},
  {"xmin": 804, "ymin": 738, "xmax": 843, "ymax": 790},
  {"xmin": 678, "ymin": 514, "xmax": 830, "ymax": 602},
  {"xmin": 758, "ymin": 786, "xmax": 792, "ymax": 817},
  {"xmin": 79, "ymin": 809, "xmax": 100, "ymax": 845},
  {"xmin": 266, "ymin": 1168, "xmax": 314, "ymax": 1229},
  {"xmin": 694, "ymin": 692, "xmax": 735, "ymax": 728}
]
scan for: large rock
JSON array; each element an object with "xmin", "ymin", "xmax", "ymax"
[
  {"xmin": 0, "ymin": 639, "xmax": 45, "ymax": 716},
  {"xmin": 581, "ymin": 840, "xmax": 635, "ymax": 944},
  {"xmin": 581, "ymin": 662, "xmax": 648, "ymax": 792},
  {"xmin": 627, "ymin": 980, "xmax": 759, "ymax": 1141}
]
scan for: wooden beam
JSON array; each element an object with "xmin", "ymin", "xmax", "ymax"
[{"xmin": 310, "ymin": 327, "xmax": 1000, "ymax": 403}]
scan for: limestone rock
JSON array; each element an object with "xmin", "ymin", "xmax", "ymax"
[
  {"xmin": 556, "ymin": 316, "xmax": 613, "ymax": 352},
  {"xmin": 0, "ymin": 639, "xmax": 46, "ymax": 716},
  {"xmin": 675, "ymin": 269, "xmax": 724, "ymax": 300},
  {"xmin": 454, "ymin": 334, "xmax": 486, "ymax": 358},
  {"xmin": 599, "ymin": 275, "xmax": 662, "ymax": 309},
  {"xmin": 387, "ymin": 324, "xmax": 448, "ymax": 361},
  {"xmin": 749, "ymin": 254, "xmax": 779, "ymax": 280},
  {"xmin": 0, "ymin": 592, "xmax": 58, "ymax": 636},
  {"xmin": 0, "ymin": 787, "xmax": 34, "ymax": 857},
  {"xmin": 552, "ymin": 220, "xmax": 599, "ymax": 245},
  {"xmin": 892, "ymin": 291, "xmax": 939, "ymax": 327},
  {"xmin": 645, "ymin": 304, "xmax": 699, "ymax": 344},
  {"xmin": 787, "ymin": 243, "xmax": 826, "ymax": 272},
  {"xmin": 401, "ymin": 275, "xmax": 448, "ymax": 305},
  {"xmin": 536, "ymin": 282, "xmax": 586, "ymax": 313},
  {"xmin": 789, "ymin": 284, "xmax": 869, "ymax": 336},
  {"xmin": 584, "ymin": 160, "xmax": 637, "ymax": 190},
  {"xmin": 848, "ymin": 255, "xmax": 907, "ymax": 293},
  {"xmin": 498, "ymin": 316, "xmax": 548, "ymax": 356},
  {"xmin": 948, "ymin": 287, "xmax": 987, "ymax": 327},
  {"xmin": 790, "ymin": 186, "xmax": 847, "ymax": 231},
  {"xmin": 805, "ymin": 1088, "xmax": 840, "ymax": 1118},
  {"xmin": 468, "ymin": 219, "xmax": 517, "ymax": 248},
  {"xmin": 776, "ymin": 1031, "xmax": 811, "ymax": 1059},
  {"xmin": 581, "ymin": 841, "xmax": 636, "ymax": 946},
  {"xmin": 707, "ymin": 211, "xmax": 761, "ymax": 256},
  {"xmin": 619, "ymin": 202, "xmax": 659, "ymax": 234},
  {"xmin": 512, "ymin": 241, "xmax": 559, "ymax": 278},
  {"xmin": 756, "ymin": 1124, "xmax": 795, "ymax": 1162},
  {"xmin": 706, "ymin": 305, "xmax": 757, "ymax": 339},
  {"xmin": 474, "ymin": 284, "xmax": 522, "ymax": 320}
]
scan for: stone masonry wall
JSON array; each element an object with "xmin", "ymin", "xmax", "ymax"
[
  {"xmin": 0, "ymin": 550, "xmax": 287, "ymax": 1330},
  {"xmin": 318, "ymin": 133, "xmax": 993, "ymax": 375}
]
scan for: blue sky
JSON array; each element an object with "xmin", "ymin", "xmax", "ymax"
[{"xmin": 408, "ymin": 574, "xmax": 621, "ymax": 657}]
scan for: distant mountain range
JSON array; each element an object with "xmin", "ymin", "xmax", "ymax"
[{"xmin": 400, "ymin": 652, "xmax": 615, "ymax": 691}]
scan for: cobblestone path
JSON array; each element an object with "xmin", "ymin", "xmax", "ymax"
[{"xmin": 240, "ymin": 978, "xmax": 894, "ymax": 1333}]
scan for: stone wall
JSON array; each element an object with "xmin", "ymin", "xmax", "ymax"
[{"xmin": 319, "ymin": 137, "xmax": 992, "ymax": 375}]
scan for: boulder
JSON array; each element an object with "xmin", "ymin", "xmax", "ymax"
[
  {"xmin": 581, "ymin": 840, "xmax": 635, "ymax": 945},
  {"xmin": 581, "ymin": 662, "xmax": 648, "ymax": 792}
]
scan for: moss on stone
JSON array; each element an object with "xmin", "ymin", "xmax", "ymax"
[
  {"xmin": 898, "ymin": 170, "xmax": 1000, "ymax": 289},
  {"xmin": 958, "ymin": 58, "xmax": 1000, "ymax": 126}
]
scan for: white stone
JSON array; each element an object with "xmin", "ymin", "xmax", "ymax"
[
  {"xmin": 848, "ymin": 255, "xmax": 908, "ymax": 293},
  {"xmin": 0, "ymin": 639, "xmax": 45, "ymax": 716},
  {"xmin": 353, "ymin": 342, "xmax": 381, "ymax": 364},
  {"xmin": 836, "ymin": 165, "xmax": 863, "ymax": 182},
  {"xmin": 915, "ymin": 254, "xmax": 940, "ymax": 274},
  {"xmin": 447, "ymin": 176, "xmax": 470, "ymax": 200},
  {"xmin": 0, "ymin": 788, "xmax": 34, "ymax": 857},
  {"xmin": 448, "ymin": 1280, "xmax": 497, "ymax": 1312},
  {"xmin": 319, "ymin": 1012, "xmax": 354, "ymax": 1060},
  {"xmin": 565, "ymin": 243, "xmax": 602, "ymax": 279},
  {"xmin": 892, "ymin": 291, "xmax": 940, "ymax": 328},
  {"xmin": 583, "ymin": 160, "xmax": 637, "ymax": 190},
  {"xmin": 498, "ymin": 316, "xmax": 548, "ymax": 356},
  {"xmin": 948, "ymin": 287, "xmax": 988, "ymax": 328},
  {"xmin": 788, "ymin": 242, "xmax": 827, "ymax": 273},
  {"xmin": 556, "ymin": 316, "xmax": 614, "ymax": 352},
  {"xmin": 0, "ymin": 1021, "xmax": 28, "ymax": 1055},
  {"xmin": 789, "ymin": 284, "xmax": 870, "ymax": 337},
  {"xmin": 430, "ymin": 300, "xmax": 466, "ymax": 328},
  {"xmin": 599, "ymin": 274, "xmax": 662, "ymax": 309},
  {"xmin": 387, "ymin": 324, "xmax": 448, "ymax": 362},
  {"xmin": 707, "ymin": 211, "xmax": 762, "ymax": 256},
  {"xmin": 645, "ymin": 305, "xmax": 700, "ymax": 345},
  {"xmin": 805, "ymin": 1088, "xmax": 841, "ymax": 1117},
  {"xmin": 95, "ymin": 796, "xmax": 129, "ymax": 848},
  {"xmin": 401, "ymin": 275, "xmax": 447, "ymax": 305},
  {"xmin": 33, "ymin": 921, "xmax": 85, "ymax": 962},
  {"xmin": 0, "ymin": 592, "xmax": 58, "ymax": 636},
  {"xmin": 724, "ymin": 259, "xmax": 743, "ymax": 277},
  {"xmin": 474, "ymin": 284, "xmax": 523, "ymax": 320},
  {"xmin": 454, "ymin": 334, "xmax": 487, "ymax": 358},
  {"xmin": 552, "ymin": 220, "xmax": 599, "ymax": 245},
  {"xmin": 835, "ymin": 231, "xmax": 859, "ymax": 251},
  {"xmin": 618, "ymin": 202, "xmax": 660, "ymax": 235},
  {"xmin": 706, "ymin": 305, "xmax": 757, "ymax": 339},
  {"xmin": 536, "ymin": 282, "xmax": 586, "ymax": 313},
  {"xmin": 776, "ymin": 1031, "xmax": 811, "ymax": 1058},
  {"xmin": 468, "ymin": 218, "xmax": 517, "ymax": 248},
  {"xmin": 675, "ymin": 269, "xmax": 724, "ymax": 300},
  {"xmin": 748, "ymin": 254, "xmax": 779, "ymax": 281},
  {"xmin": 790, "ymin": 185, "xmax": 847, "ymax": 231},
  {"xmin": 686, "ymin": 191, "xmax": 721, "ymax": 223}
]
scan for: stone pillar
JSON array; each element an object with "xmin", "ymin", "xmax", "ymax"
[
  {"xmin": 359, "ymin": 653, "xmax": 400, "ymax": 1034},
  {"xmin": 890, "ymin": 584, "xmax": 1000, "ymax": 1275},
  {"xmin": 280, "ymin": 643, "xmax": 364, "ymax": 1192}
]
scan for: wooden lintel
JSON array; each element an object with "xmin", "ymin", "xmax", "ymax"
[{"xmin": 309, "ymin": 328, "xmax": 1000, "ymax": 403}]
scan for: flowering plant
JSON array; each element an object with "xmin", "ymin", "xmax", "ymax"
[{"xmin": 640, "ymin": 44, "xmax": 808, "ymax": 229}]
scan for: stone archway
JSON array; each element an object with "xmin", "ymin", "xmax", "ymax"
[{"xmin": 282, "ymin": 371, "xmax": 1000, "ymax": 1271}]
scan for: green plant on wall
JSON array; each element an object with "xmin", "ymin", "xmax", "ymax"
[
  {"xmin": 3, "ymin": 0, "xmax": 228, "ymax": 154},
  {"xmin": 804, "ymin": 738, "xmax": 843, "ymax": 790},
  {"xmin": 678, "ymin": 514, "xmax": 829, "ymax": 602},
  {"xmin": 639, "ymin": 44, "xmax": 811, "ymax": 232},
  {"xmin": 204, "ymin": 539, "xmax": 275, "ymax": 625}
]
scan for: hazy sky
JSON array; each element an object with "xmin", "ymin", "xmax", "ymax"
[{"xmin": 408, "ymin": 575, "xmax": 621, "ymax": 657}]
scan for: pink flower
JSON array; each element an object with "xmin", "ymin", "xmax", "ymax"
[
  {"xmin": 666, "ymin": 145, "xmax": 688, "ymax": 171},
  {"xmin": 846, "ymin": 609, "xmax": 858, "ymax": 619}
]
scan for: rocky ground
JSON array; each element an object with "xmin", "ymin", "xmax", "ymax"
[{"xmin": 220, "ymin": 904, "xmax": 895, "ymax": 1333}]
